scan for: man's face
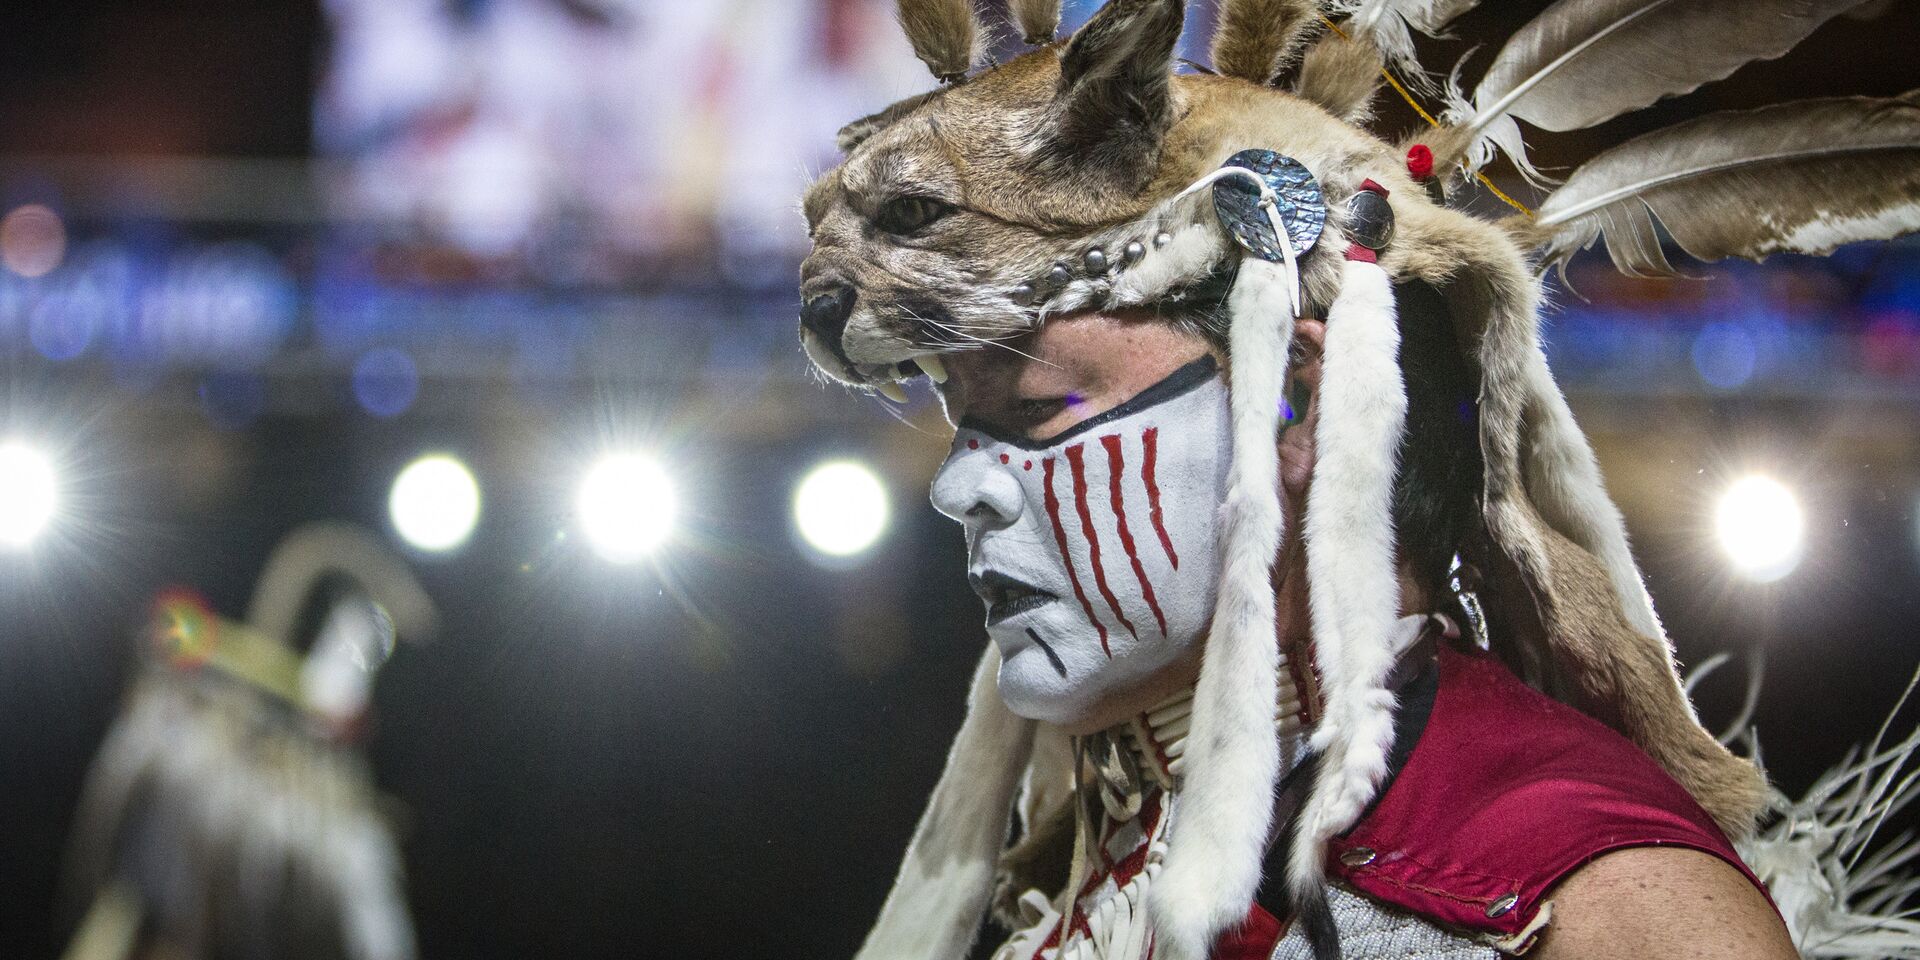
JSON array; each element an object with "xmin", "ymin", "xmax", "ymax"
[{"xmin": 931, "ymin": 314, "xmax": 1227, "ymax": 731}]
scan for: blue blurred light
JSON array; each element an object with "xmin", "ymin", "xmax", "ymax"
[
  {"xmin": 1691, "ymin": 322, "xmax": 1757, "ymax": 390},
  {"xmin": 28, "ymin": 298, "xmax": 94, "ymax": 360},
  {"xmin": 352, "ymin": 347, "xmax": 420, "ymax": 419}
]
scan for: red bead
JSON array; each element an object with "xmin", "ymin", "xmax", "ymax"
[
  {"xmin": 1406, "ymin": 144, "xmax": 1435, "ymax": 181},
  {"xmin": 1000, "ymin": 453, "xmax": 1010, "ymax": 464},
  {"xmin": 967, "ymin": 439, "xmax": 979, "ymax": 450}
]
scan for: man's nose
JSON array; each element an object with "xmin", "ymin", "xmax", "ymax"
[
  {"xmin": 930, "ymin": 451, "xmax": 1025, "ymax": 529},
  {"xmin": 800, "ymin": 286, "xmax": 856, "ymax": 345}
]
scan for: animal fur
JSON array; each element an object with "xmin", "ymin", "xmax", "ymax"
[
  {"xmin": 1009, "ymin": 0, "xmax": 1064, "ymax": 44},
  {"xmin": 1292, "ymin": 31, "xmax": 1385, "ymax": 123},
  {"xmin": 1150, "ymin": 256, "xmax": 1297, "ymax": 960},
  {"xmin": 852, "ymin": 645, "xmax": 1035, "ymax": 960},
  {"xmin": 1210, "ymin": 0, "xmax": 1319, "ymax": 85},
  {"xmin": 896, "ymin": 0, "xmax": 982, "ymax": 82},
  {"xmin": 1293, "ymin": 256, "xmax": 1408, "ymax": 903}
]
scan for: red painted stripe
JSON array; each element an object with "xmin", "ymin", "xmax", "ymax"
[
  {"xmin": 1044, "ymin": 456, "xmax": 1109, "ymax": 656},
  {"xmin": 1141, "ymin": 427, "xmax": 1179, "ymax": 570},
  {"xmin": 1067, "ymin": 443, "xmax": 1136, "ymax": 642},
  {"xmin": 1102, "ymin": 434, "xmax": 1168, "ymax": 636}
]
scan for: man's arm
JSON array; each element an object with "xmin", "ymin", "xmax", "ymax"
[{"xmin": 1530, "ymin": 847, "xmax": 1797, "ymax": 960}]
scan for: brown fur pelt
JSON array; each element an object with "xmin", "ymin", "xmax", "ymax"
[
  {"xmin": 897, "ymin": 0, "xmax": 981, "ymax": 82},
  {"xmin": 1292, "ymin": 31, "xmax": 1383, "ymax": 124},
  {"xmin": 1499, "ymin": 497, "xmax": 1769, "ymax": 836},
  {"xmin": 1210, "ymin": 0, "xmax": 1319, "ymax": 85}
]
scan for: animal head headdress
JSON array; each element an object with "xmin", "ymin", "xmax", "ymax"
[{"xmin": 797, "ymin": 2, "xmax": 1920, "ymax": 957}]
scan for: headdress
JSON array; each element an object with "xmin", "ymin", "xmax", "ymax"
[{"xmin": 799, "ymin": 2, "xmax": 1920, "ymax": 957}]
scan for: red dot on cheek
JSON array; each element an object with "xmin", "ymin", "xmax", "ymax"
[
  {"xmin": 967, "ymin": 439, "xmax": 980, "ymax": 450},
  {"xmin": 1000, "ymin": 453, "xmax": 1010, "ymax": 464},
  {"xmin": 1023, "ymin": 460, "xmax": 1033, "ymax": 471}
]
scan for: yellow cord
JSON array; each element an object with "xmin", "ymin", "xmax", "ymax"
[{"xmin": 1319, "ymin": 17, "xmax": 1535, "ymax": 218}]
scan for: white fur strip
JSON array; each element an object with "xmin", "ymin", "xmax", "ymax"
[
  {"xmin": 1151, "ymin": 255, "xmax": 1297, "ymax": 960},
  {"xmin": 1516, "ymin": 347, "xmax": 1665, "ymax": 643},
  {"xmin": 1293, "ymin": 257, "xmax": 1408, "ymax": 896},
  {"xmin": 855, "ymin": 645, "xmax": 1036, "ymax": 960}
]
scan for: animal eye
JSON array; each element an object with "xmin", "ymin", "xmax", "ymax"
[{"xmin": 876, "ymin": 196, "xmax": 954, "ymax": 235}]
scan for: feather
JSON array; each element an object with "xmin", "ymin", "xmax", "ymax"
[
  {"xmin": 897, "ymin": 0, "xmax": 982, "ymax": 82},
  {"xmin": 1447, "ymin": 0, "xmax": 1875, "ymax": 174},
  {"xmin": 1292, "ymin": 31, "xmax": 1384, "ymax": 122},
  {"xmin": 1734, "ymin": 670, "xmax": 1920, "ymax": 958},
  {"xmin": 1533, "ymin": 92, "xmax": 1920, "ymax": 275},
  {"xmin": 1333, "ymin": 0, "xmax": 1479, "ymax": 86},
  {"xmin": 1210, "ymin": 0, "xmax": 1318, "ymax": 84},
  {"xmin": 1010, "ymin": 0, "xmax": 1063, "ymax": 44}
]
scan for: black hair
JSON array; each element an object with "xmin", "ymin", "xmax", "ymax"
[
  {"xmin": 1158, "ymin": 271, "xmax": 1483, "ymax": 595},
  {"xmin": 1391, "ymin": 279, "xmax": 1484, "ymax": 595}
]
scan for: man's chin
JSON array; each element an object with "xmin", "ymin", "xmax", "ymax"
[{"xmin": 994, "ymin": 648, "xmax": 1100, "ymax": 728}]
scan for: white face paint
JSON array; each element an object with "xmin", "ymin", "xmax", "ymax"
[{"xmin": 931, "ymin": 357, "xmax": 1231, "ymax": 726}]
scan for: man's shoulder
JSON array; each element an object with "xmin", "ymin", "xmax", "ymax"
[{"xmin": 1323, "ymin": 642, "xmax": 1770, "ymax": 950}]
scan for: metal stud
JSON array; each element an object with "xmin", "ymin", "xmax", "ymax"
[
  {"xmin": 1486, "ymin": 893, "xmax": 1520, "ymax": 919},
  {"xmin": 1123, "ymin": 241, "xmax": 1146, "ymax": 265},
  {"xmin": 1083, "ymin": 247, "xmax": 1108, "ymax": 274},
  {"xmin": 1047, "ymin": 263, "xmax": 1073, "ymax": 287},
  {"xmin": 1010, "ymin": 283, "xmax": 1037, "ymax": 306},
  {"xmin": 1153, "ymin": 232, "xmax": 1172, "ymax": 249},
  {"xmin": 1338, "ymin": 847, "xmax": 1377, "ymax": 867},
  {"xmin": 1346, "ymin": 189, "xmax": 1396, "ymax": 251}
]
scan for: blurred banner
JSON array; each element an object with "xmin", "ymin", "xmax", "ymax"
[
  {"xmin": 0, "ymin": 0, "xmax": 1912, "ymax": 411},
  {"xmin": 316, "ymin": 0, "xmax": 931, "ymax": 276}
]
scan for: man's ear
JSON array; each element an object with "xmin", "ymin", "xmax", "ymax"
[{"xmin": 1051, "ymin": 0, "xmax": 1187, "ymax": 179}]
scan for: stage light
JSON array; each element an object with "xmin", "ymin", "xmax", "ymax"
[
  {"xmin": 793, "ymin": 460, "xmax": 890, "ymax": 560},
  {"xmin": 578, "ymin": 452, "xmax": 677, "ymax": 563},
  {"xmin": 0, "ymin": 204, "xmax": 66, "ymax": 278},
  {"xmin": 389, "ymin": 454, "xmax": 481, "ymax": 552},
  {"xmin": 0, "ymin": 441, "xmax": 59, "ymax": 549},
  {"xmin": 1714, "ymin": 474, "xmax": 1803, "ymax": 583}
]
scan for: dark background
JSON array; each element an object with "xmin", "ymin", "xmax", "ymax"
[{"xmin": 2, "ymin": 2, "xmax": 1919, "ymax": 958}]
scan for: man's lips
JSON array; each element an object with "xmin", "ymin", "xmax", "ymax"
[{"xmin": 969, "ymin": 569, "xmax": 1061, "ymax": 626}]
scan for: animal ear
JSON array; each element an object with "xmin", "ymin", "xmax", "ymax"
[
  {"xmin": 837, "ymin": 90, "xmax": 942, "ymax": 154},
  {"xmin": 1051, "ymin": 0, "xmax": 1188, "ymax": 172}
]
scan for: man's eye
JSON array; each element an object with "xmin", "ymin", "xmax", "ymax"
[
  {"xmin": 876, "ymin": 196, "xmax": 955, "ymax": 235},
  {"xmin": 1014, "ymin": 397, "xmax": 1067, "ymax": 428}
]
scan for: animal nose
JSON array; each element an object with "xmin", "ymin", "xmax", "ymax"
[{"xmin": 801, "ymin": 286, "xmax": 857, "ymax": 343}]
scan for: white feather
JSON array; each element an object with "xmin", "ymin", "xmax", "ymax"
[
  {"xmin": 1334, "ymin": 0, "xmax": 1479, "ymax": 88},
  {"xmin": 1733, "ymin": 672, "xmax": 1920, "ymax": 958},
  {"xmin": 1292, "ymin": 256, "xmax": 1408, "ymax": 895}
]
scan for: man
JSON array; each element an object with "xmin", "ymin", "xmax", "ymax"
[
  {"xmin": 927, "ymin": 305, "xmax": 1793, "ymax": 958},
  {"xmin": 794, "ymin": 0, "xmax": 1920, "ymax": 956}
]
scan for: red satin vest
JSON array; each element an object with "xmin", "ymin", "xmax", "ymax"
[{"xmin": 1216, "ymin": 641, "xmax": 1774, "ymax": 957}]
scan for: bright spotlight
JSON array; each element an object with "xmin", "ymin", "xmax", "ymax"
[
  {"xmin": 1715, "ymin": 474, "xmax": 1804, "ymax": 583},
  {"xmin": 578, "ymin": 452, "xmax": 677, "ymax": 563},
  {"xmin": 793, "ymin": 460, "xmax": 890, "ymax": 560},
  {"xmin": 0, "ymin": 441, "xmax": 59, "ymax": 549},
  {"xmin": 389, "ymin": 454, "xmax": 481, "ymax": 552}
]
